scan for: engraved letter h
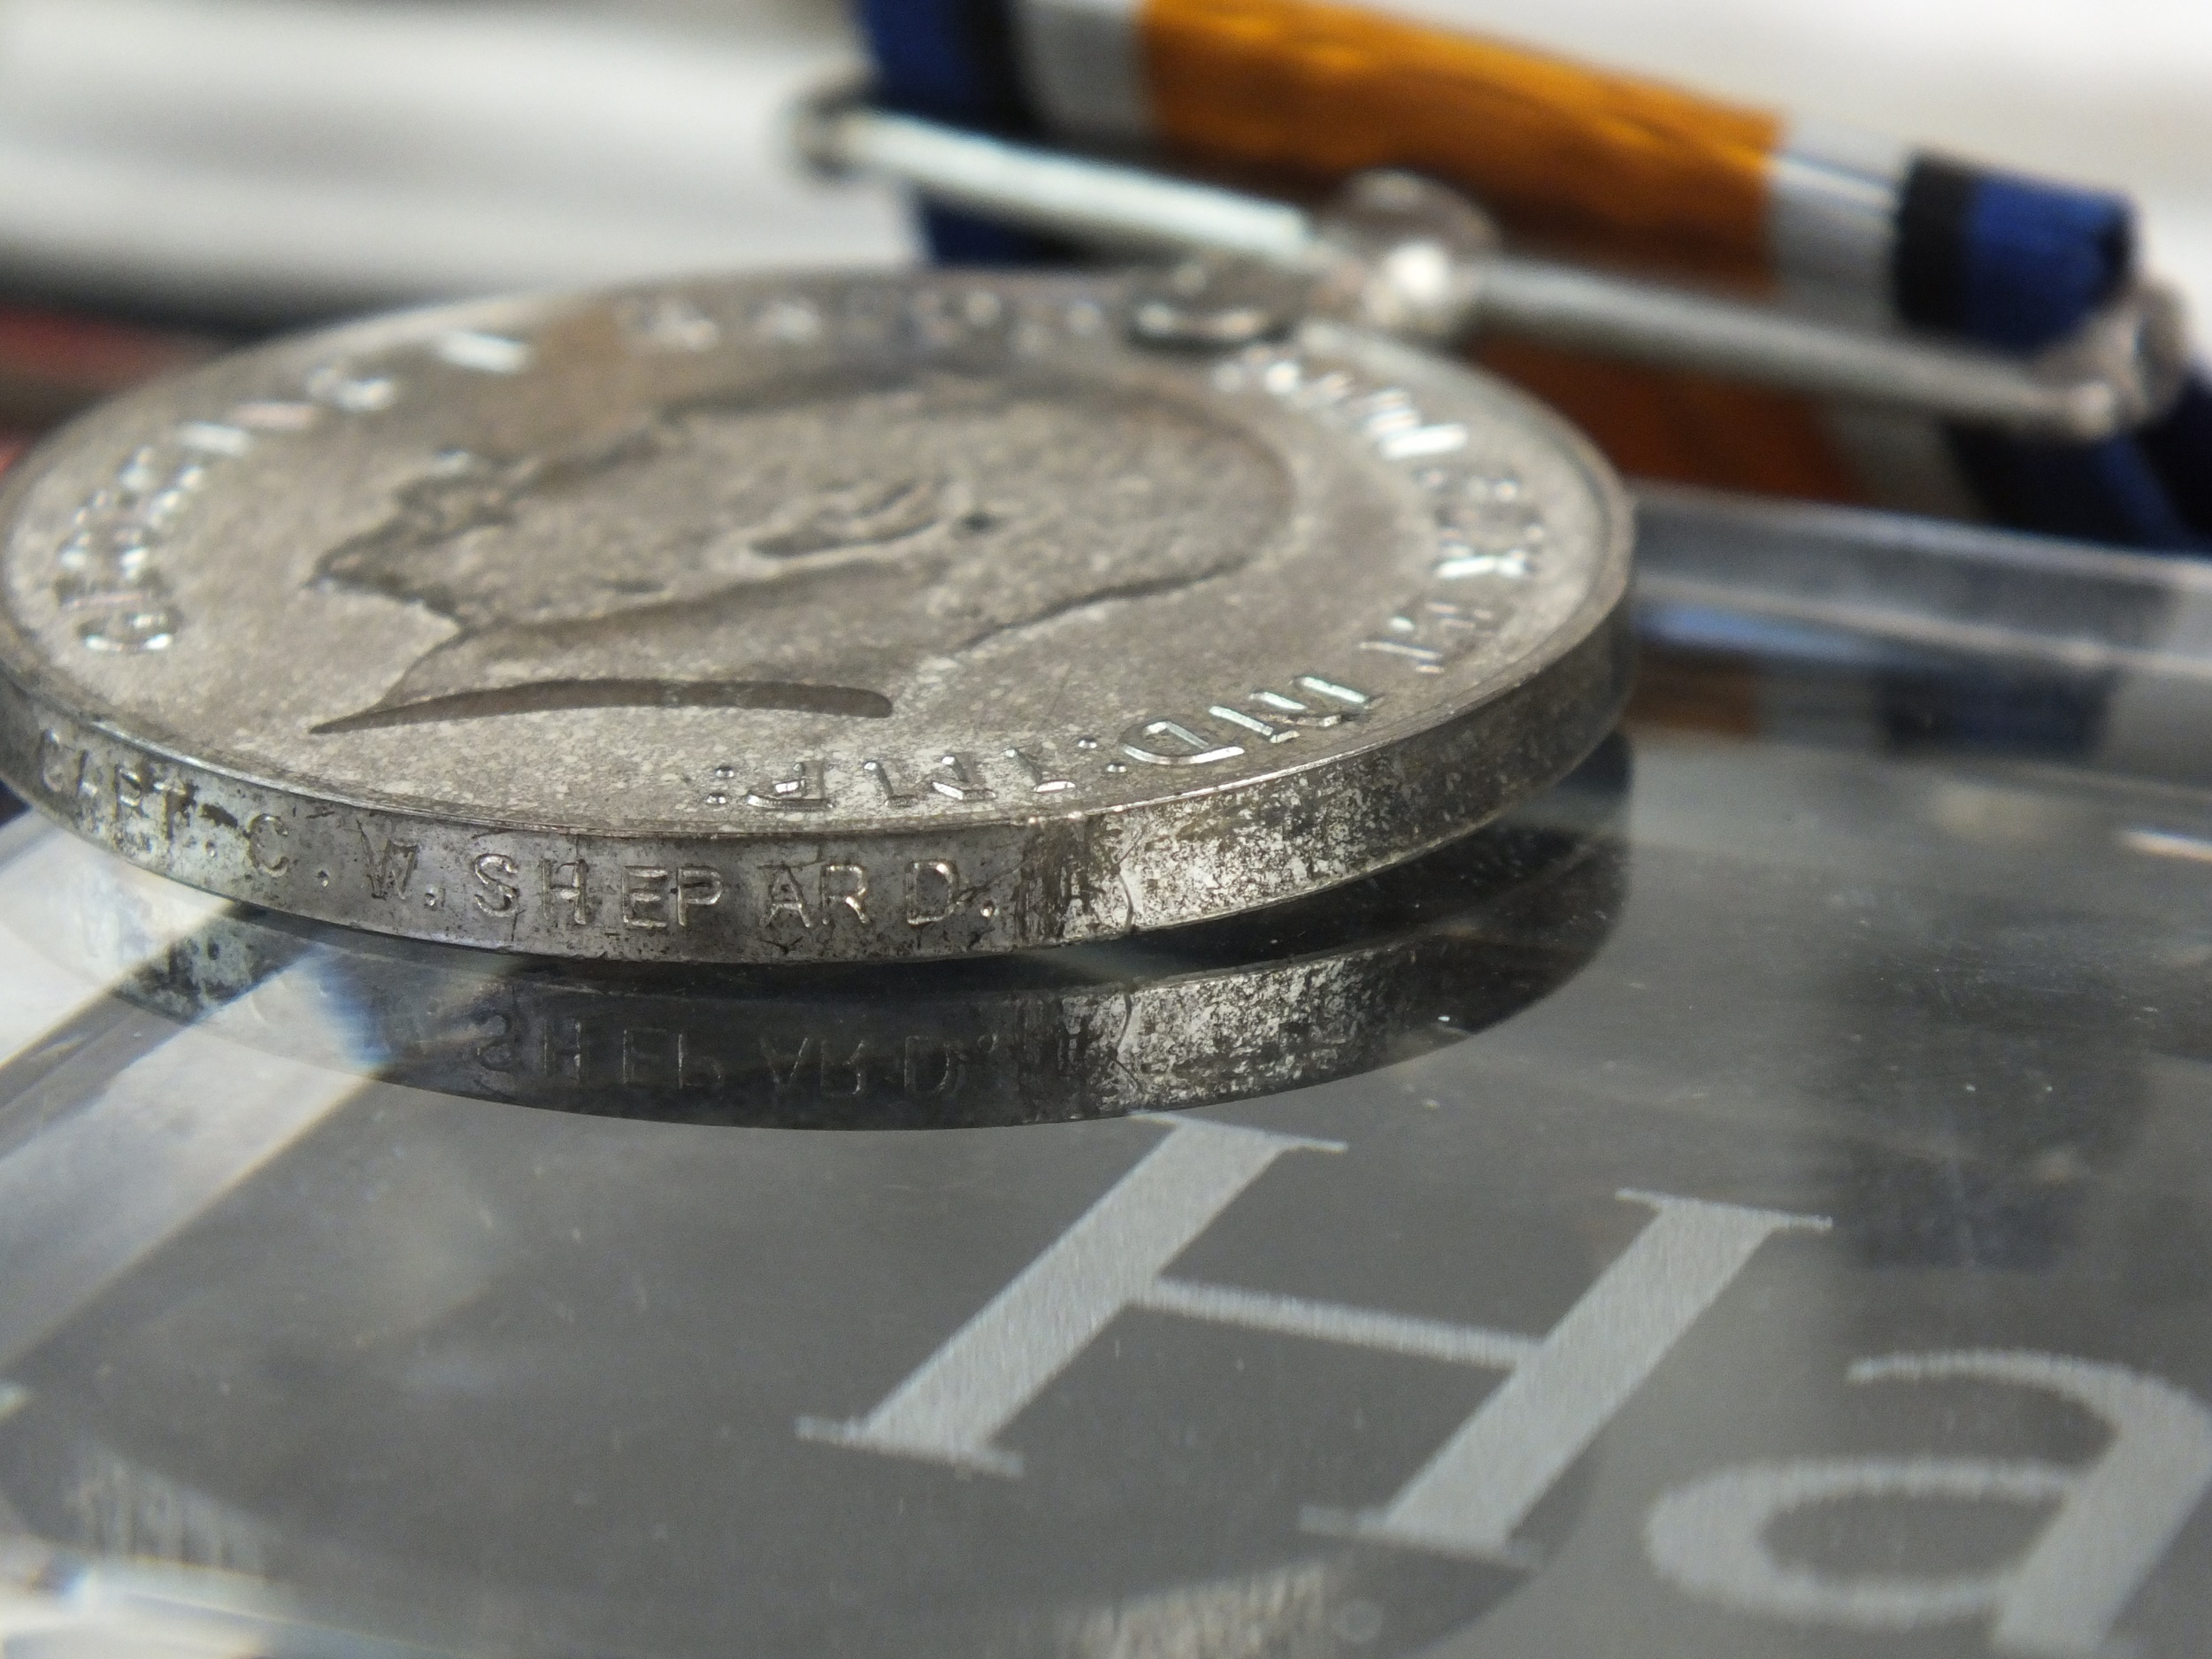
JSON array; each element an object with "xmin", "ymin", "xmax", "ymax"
[{"xmin": 798, "ymin": 1115, "xmax": 1824, "ymax": 1562}]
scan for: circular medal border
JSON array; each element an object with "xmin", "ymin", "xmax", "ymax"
[
  {"xmin": 0, "ymin": 280, "xmax": 1635, "ymax": 964},
  {"xmin": 0, "ymin": 592, "xmax": 1628, "ymax": 963}
]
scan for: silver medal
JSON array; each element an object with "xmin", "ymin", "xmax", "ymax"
[{"xmin": 0, "ymin": 271, "xmax": 1630, "ymax": 962}]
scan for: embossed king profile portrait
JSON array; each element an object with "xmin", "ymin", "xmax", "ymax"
[{"xmin": 310, "ymin": 372, "xmax": 1287, "ymax": 734}]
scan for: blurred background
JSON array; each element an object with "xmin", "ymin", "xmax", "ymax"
[{"xmin": 0, "ymin": 0, "xmax": 2203, "ymax": 328}]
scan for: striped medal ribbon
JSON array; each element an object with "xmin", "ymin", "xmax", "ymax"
[{"xmin": 856, "ymin": 0, "xmax": 2212, "ymax": 553}]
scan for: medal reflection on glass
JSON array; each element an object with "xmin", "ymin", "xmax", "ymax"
[{"xmin": 0, "ymin": 51, "xmax": 2187, "ymax": 963}]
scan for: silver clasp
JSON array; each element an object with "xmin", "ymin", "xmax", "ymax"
[{"xmin": 795, "ymin": 84, "xmax": 2188, "ymax": 442}]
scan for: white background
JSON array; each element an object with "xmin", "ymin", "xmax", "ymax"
[{"xmin": 0, "ymin": 0, "xmax": 2201, "ymax": 322}]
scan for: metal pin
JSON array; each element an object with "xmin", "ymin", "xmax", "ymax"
[{"xmin": 795, "ymin": 88, "xmax": 2187, "ymax": 442}]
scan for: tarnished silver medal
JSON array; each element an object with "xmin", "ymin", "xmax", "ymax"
[{"xmin": 0, "ymin": 270, "xmax": 1630, "ymax": 962}]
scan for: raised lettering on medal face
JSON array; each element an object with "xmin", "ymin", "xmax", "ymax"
[{"xmin": 0, "ymin": 274, "xmax": 1631, "ymax": 962}]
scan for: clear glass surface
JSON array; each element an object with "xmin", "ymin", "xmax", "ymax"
[{"xmin": 0, "ymin": 498, "xmax": 2206, "ymax": 1657}]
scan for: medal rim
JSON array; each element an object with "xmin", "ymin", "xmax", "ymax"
[{"xmin": 0, "ymin": 272, "xmax": 1634, "ymax": 962}]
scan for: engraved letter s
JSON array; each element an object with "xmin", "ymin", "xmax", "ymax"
[
  {"xmin": 472, "ymin": 851, "xmax": 522, "ymax": 915},
  {"xmin": 245, "ymin": 813, "xmax": 291, "ymax": 873}
]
